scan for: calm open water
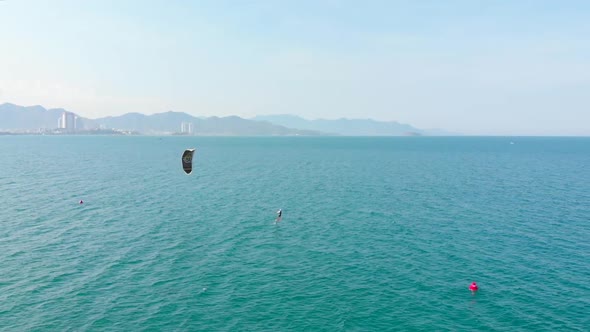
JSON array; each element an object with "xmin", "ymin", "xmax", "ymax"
[{"xmin": 0, "ymin": 136, "xmax": 589, "ymax": 331}]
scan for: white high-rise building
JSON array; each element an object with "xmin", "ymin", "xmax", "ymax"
[
  {"xmin": 57, "ymin": 111, "xmax": 78, "ymax": 131},
  {"xmin": 181, "ymin": 122, "xmax": 194, "ymax": 135}
]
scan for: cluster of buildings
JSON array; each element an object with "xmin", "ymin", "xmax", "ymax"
[
  {"xmin": 52, "ymin": 111, "xmax": 197, "ymax": 135},
  {"xmin": 180, "ymin": 121, "xmax": 194, "ymax": 135},
  {"xmin": 57, "ymin": 111, "xmax": 80, "ymax": 132}
]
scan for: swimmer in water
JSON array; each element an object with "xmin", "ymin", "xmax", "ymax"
[{"xmin": 79, "ymin": 200, "xmax": 84, "ymax": 204}]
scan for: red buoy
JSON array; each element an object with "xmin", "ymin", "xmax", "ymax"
[{"xmin": 469, "ymin": 281, "xmax": 478, "ymax": 292}]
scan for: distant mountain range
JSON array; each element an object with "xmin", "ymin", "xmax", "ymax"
[
  {"xmin": 252, "ymin": 114, "xmax": 454, "ymax": 136},
  {"xmin": 0, "ymin": 103, "xmax": 455, "ymax": 136},
  {"xmin": 0, "ymin": 103, "xmax": 323, "ymax": 136},
  {"xmin": 85, "ymin": 112, "xmax": 325, "ymax": 136},
  {"xmin": 0, "ymin": 103, "xmax": 68, "ymax": 130}
]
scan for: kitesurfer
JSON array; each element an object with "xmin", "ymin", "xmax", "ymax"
[{"xmin": 275, "ymin": 209, "xmax": 282, "ymax": 223}]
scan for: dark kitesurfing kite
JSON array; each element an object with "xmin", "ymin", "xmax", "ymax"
[{"xmin": 182, "ymin": 149, "xmax": 195, "ymax": 174}]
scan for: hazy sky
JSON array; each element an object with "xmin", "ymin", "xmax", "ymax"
[{"xmin": 1, "ymin": 0, "xmax": 589, "ymax": 135}]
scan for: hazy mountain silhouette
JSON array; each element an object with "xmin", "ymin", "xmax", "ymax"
[
  {"xmin": 1, "ymin": 103, "xmax": 454, "ymax": 135},
  {"xmin": 0, "ymin": 103, "xmax": 324, "ymax": 135},
  {"xmin": 251, "ymin": 114, "xmax": 450, "ymax": 136},
  {"xmin": 91, "ymin": 112, "xmax": 325, "ymax": 135},
  {"xmin": 0, "ymin": 103, "xmax": 73, "ymax": 130}
]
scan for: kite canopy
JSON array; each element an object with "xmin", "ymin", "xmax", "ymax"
[{"xmin": 182, "ymin": 149, "xmax": 195, "ymax": 174}]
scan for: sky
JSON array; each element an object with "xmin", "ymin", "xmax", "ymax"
[{"xmin": 1, "ymin": 0, "xmax": 589, "ymax": 135}]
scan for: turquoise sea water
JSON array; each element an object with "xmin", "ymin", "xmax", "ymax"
[{"xmin": 0, "ymin": 136, "xmax": 589, "ymax": 331}]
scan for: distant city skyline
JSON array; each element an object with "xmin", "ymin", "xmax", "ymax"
[{"xmin": 1, "ymin": 1, "xmax": 589, "ymax": 135}]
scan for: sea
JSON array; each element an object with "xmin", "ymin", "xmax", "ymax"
[{"xmin": 0, "ymin": 136, "xmax": 588, "ymax": 331}]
